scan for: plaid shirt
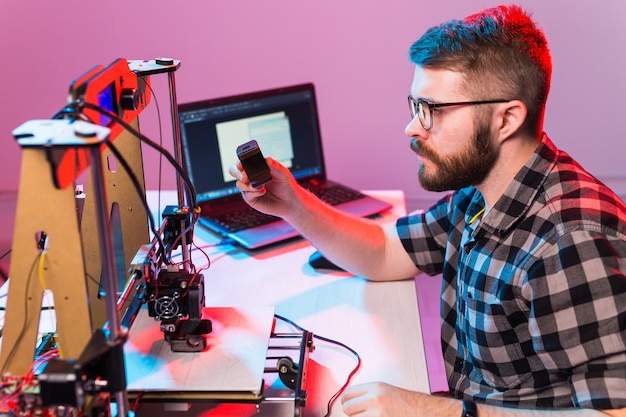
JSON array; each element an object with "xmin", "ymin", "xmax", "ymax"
[{"xmin": 397, "ymin": 134, "xmax": 626, "ymax": 409}]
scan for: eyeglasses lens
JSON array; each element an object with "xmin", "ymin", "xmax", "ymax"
[{"xmin": 409, "ymin": 97, "xmax": 431, "ymax": 130}]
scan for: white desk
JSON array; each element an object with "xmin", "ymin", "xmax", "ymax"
[{"xmin": 132, "ymin": 190, "xmax": 430, "ymax": 417}]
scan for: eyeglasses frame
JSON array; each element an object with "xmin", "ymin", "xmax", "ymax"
[{"xmin": 408, "ymin": 96, "xmax": 511, "ymax": 131}]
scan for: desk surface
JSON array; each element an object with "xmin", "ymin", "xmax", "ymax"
[{"xmin": 136, "ymin": 190, "xmax": 430, "ymax": 417}]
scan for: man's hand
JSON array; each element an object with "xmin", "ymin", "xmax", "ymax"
[
  {"xmin": 341, "ymin": 382, "xmax": 459, "ymax": 417},
  {"xmin": 341, "ymin": 382, "xmax": 626, "ymax": 417},
  {"xmin": 228, "ymin": 157, "xmax": 300, "ymax": 218}
]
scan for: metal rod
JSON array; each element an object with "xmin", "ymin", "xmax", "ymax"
[
  {"xmin": 90, "ymin": 145, "xmax": 129, "ymax": 416},
  {"xmin": 115, "ymin": 391, "xmax": 129, "ymax": 417},
  {"xmin": 271, "ymin": 333, "xmax": 303, "ymax": 338},
  {"xmin": 116, "ymin": 270, "xmax": 141, "ymax": 311},
  {"xmin": 90, "ymin": 146, "xmax": 122, "ymax": 339},
  {"xmin": 167, "ymin": 71, "xmax": 189, "ymax": 264},
  {"xmin": 267, "ymin": 346, "xmax": 301, "ymax": 350}
]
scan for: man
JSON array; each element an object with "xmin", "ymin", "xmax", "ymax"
[{"xmin": 229, "ymin": 5, "xmax": 626, "ymax": 417}]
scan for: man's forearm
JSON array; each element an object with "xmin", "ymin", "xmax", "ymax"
[
  {"xmin": 284, "ymin": 186, "xmax": 390, "ymax": 277},
  {"xmin": 416, "ymin": 393, "xmax": 625, "ymax": 417}
]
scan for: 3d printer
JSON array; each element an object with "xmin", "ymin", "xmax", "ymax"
[{"xmin": 0, "ymin": 57, "xmax": 312, "ymax": 417}]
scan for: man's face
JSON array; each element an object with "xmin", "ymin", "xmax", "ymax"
[{"xmin": 406, "ymin": 66, "xmax": 499, "ymax": 192}]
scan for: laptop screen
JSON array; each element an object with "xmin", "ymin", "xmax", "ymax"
[{"xmin": 178, "ymin": 83, "xmax": 326, "ymax": 203}]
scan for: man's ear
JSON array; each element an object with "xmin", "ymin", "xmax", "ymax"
[{"xmin": 494, "ymin": 100, "xmax": 527, "ymax": 142}]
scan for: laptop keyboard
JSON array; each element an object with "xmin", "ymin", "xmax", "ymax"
[
  {"xmin": 215, "ymin": 184, "xmax": 364, "ymax": 232},
  {"xmin": 216, "ymin": 209, "xmax": 279, "ymax": 232},
  {"xmin": 312, "ymin": 184, "xmax": 364, "ymax": 205}
]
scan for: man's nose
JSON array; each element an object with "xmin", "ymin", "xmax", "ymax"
[{"xmin": 405, "ymin": 114, "xmax": 427, "ymax": 138}]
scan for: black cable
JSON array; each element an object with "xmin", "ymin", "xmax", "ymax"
[
  {"xmin": 137, "ymin": 75, "xmax": 165, "ymax": 220},
  {"xmin": 0, "ymin": 306, "xmax": 54, "ymax": 311},
  {"xmin": 106, "ymin": 141, "xmax": 169, "ymax": 264},
  {"xmin": 0, "ymin": 249, "xmax": 12, "ymax": 261},
  {"xmin": 76, "ymin": 101, "xmax": 198, "ymax": 211},
  {"xmin": 137, "ymin": 76, "xmax": 173, "ymax": 260},
  {"xmin": 76, "ymin": 100, "xmax": 201, "ymax": 264},
  {"xmin": 0, "ymin": 253, "xmax": 44, "ymax": 373},
  {"xmin": 85, "ymin": 271, "xmax": 101, "ymax": 287},
  {"xmin": 55, "ymin": 99, "xmax": 202, "ymax": 265},
  {"xmin": 0, "ymin": 249, "xmax": 10, "ymax": 283},
  {"xmin": 273, "ymin": 313, "xmax": 362, "ymax": 417},
  {"xmin": 49, "ymin": 101, "xmax": 171, "ymax": 263}
]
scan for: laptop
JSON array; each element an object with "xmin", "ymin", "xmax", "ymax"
[{"xmin": 178, "ymin": 83, "xmax": 392, "ymax": 249}]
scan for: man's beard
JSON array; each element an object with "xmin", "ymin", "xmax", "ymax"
[{"xmin": 411, "ymin": 118, "xmax": 499, "ymax": 192}]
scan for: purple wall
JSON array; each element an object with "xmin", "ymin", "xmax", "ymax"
[{"xmin": 1, "ymin": 1, "xmax": 625, "ymax": 209}]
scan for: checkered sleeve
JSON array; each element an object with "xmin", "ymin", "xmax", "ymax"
[
  {"xmin": 396, "ymin": 192, "xmax": 465, "ymax": 276},
  {"xmin": 523, "ymin": 228, "xmax": 626, "ymax": 409}
]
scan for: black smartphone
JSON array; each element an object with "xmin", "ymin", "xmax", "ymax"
[{"xmin": 236, "ymin": 139, "xmax": 272, "ymax": 188}]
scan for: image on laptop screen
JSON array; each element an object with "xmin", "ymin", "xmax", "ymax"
[{"xmin": 178, "ymin": 83, "xmax": 326, "ymax": 204}]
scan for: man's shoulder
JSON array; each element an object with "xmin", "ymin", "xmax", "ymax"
[{"xmin": 540, "ymin": 155, "xmax": 626, "ymax": 233}]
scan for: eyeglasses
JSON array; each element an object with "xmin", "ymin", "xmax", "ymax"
[{"xmin": 408, "ymin": 96, "xmax": 511, "ymax": 131}]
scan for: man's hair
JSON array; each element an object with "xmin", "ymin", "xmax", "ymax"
[{"xmin": 409, "ymin": 4, "xmax": 552, "ymax": 136}]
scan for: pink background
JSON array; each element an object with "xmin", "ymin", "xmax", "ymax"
[{"xmin": 1, "ymin": 0, "xmax": 625, "ymax": 208}]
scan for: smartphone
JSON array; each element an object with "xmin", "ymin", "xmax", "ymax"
[{"xmin": 236, "ymin": 139, "xmax": 272, "ymax": 188}]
